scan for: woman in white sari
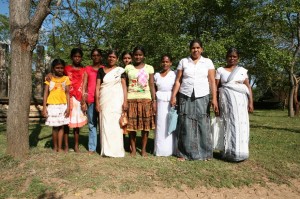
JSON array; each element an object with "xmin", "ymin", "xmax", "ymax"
[
  {"xmin": 215, "ymin": 48, "xmax": 254, "ymax": 162},
  {"xmin": 95, "ymin": 50, "xmax": 128, "ymax": 157}
]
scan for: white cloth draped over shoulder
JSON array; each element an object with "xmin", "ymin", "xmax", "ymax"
[
  {"xmin": 99, "ymin": 67, "xmax": 125, "ymax": 157},
  {"xmin": 216, "ymin": 66, "xmax": 250, "ymax": 162}
]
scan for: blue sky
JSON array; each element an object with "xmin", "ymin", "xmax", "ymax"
[{"xmin": 0, "ymin": 0, "xmax": 9, "ymax": 16}]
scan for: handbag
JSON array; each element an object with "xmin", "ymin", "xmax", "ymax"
[
  {"xmin": 119, "ymin": 112, "xmax": 128, "ymax": 134},
  {"xmin": 211, "ymin": 117, "xmax": 225, "ymax": 151},
  {"xmin": 167, "ymin": 107, "xmax": 178, "ymax": 135}
]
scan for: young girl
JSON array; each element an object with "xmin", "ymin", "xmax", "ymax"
[
  {"xmin": 43, "ymin": 59, "xmax": 70, "ymax": 152},
  {"xmin": 82, "ymin": 49, "xmax": 105, "ymax": 154},
  {"xmin": 125, "ymin": 46, "xmax": 156, "ymax": 157},
  {"xmin": 64, "ymin": 48, "xmax": 88, "ymax": 152},
  {"xmin": 121, "ymin": 51, "xmax": 133, "ymax": 67}
]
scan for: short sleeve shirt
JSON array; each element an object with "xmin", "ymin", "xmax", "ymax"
[
  {"xmin": 45, "ymin": 76, "xmax": 70, "ymax": 104},
  {"xmin": 177, "ymin": 56, "xmax": 214, "ymax": 97},
  {"xmin": 85, "ymin": 65, "xmax": 105, "ymax": 103},
  {"xmin": 125, "ymin": 64, "xmax": 154, "ymax": 99}
]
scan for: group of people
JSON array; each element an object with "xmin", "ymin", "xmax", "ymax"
[{"xmin": 42, "ymin": 39, "xmax": 253, "ymax": 162}]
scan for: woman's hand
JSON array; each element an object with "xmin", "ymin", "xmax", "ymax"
[
  {"xmin": 45, "ymin": 73, "xmax": 53, "ymax": 82},
  {"xmin": 248, "ymin": 103, "xmax": 254, "ymax": 113},
  {"xmin": 96, "ymin": 103, "xmax": 101, "ymax": 112},
  {"xmin": 170, "ymin": 96, "xmax": 177, "ymax": 107},
  {"xmin": 64, "ymin": 107, "xmax": 70, "ymax": 118},
  {"xmin": 122, "ymin": 101, "xmax": 128, "ymax": 112},
  {"xmin": 152, "ymin": 101, "xmax": 157, "ymax": 115},
  {"xmin": 42, "ymin": 108, "xmax": 48, "ymax": 118},
  {"xmin": 81, "ymin": 102, "xmax": 87, "ymax": 112},
  {"xmin": 211, "ymin": 98, "xmax": 219, "ymax": 116}
]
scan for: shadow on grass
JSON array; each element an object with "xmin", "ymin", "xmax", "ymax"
[
  {"xmin": 38, "ymin": 192, "xmax": 63, "ymax": 199},
  {"xmin": 251, "ymin": 124, "xmax": 300, "ymax": 134},
  {"xmin": 44, "ymin": 131, "xmax": 90, "ymax": 151},
  {"xmin": 29, "ymin": 121, "xmax": 45, "ymax": 148},
  {"xmin": 0, "ymin": 123, "xmax": 6, "ymax": 133}
]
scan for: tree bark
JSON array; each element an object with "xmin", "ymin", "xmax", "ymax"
[
  {"xmin": 6, "ymin": 0, "xmax": 52, "ymax": 159},
  {"xmin": 288, "ymin": 72, "xmax": 295, "ymax": 117}
]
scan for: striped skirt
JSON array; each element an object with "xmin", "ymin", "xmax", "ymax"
[{"xmin": 176, "ymin": 93, "xmax": 212, "ymax": 160}]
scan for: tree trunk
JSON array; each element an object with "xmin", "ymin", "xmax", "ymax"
[
  {"xmin": 6, "ymin": 35, "xmax": 33, "ymax": 158},
  {"xmin": 288, "ymin": 73, "xmax": 295, "ymax": 117},
  {"xmin": 6, "ymin": 0, "xmax": 52, "ymax": 159},
  {"xmin": 294, "ymin": 81, "xmax": 299, "ymax": 116}
]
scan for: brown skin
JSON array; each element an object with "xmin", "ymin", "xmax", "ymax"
[
  {"xmin": 42, "ymin": 64, "xmax": 70, "ymax": 152},
  {"xmin": 170, "ymin": 42, "xmax": 219, "ymax": 114},
  {"xmin": 122, "ymin": 53, "xmax": 132, "ymax": 66},
  {"xmin": 215, "ymin": 52, "xmax": 254, "ymax": 114},
  {"xmin": 160, "ymin": 56, "xmax": 172, "ymax": 77},
  {"xmin": 128, "ymin": 50, "xmax": 156, "ymax": 157}
]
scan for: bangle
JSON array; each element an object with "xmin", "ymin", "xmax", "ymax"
[{"xmin": 152, "ymin": 100, "xmax": 157, "ymax": 102}]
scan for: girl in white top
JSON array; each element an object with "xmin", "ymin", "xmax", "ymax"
[
  {"xmin": 154, "ymin": 55, "xmax": 177, "ymax": 156},
  {"xmin": 171, "ymin": 39, "xmax": 218, "ymax": 161}
]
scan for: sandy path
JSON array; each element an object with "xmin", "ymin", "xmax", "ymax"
[{"xmin": 64, "ymin": 180, "xmax": 300, "ymax": 199}]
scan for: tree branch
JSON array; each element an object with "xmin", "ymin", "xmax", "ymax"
[{"xmin": 29, "ymin": 0, "xmax": 52, "ymax": 34}]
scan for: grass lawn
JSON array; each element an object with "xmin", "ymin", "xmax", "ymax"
[{"xmin": 0, "ymin": 110, "xmax": 299, "ymax": 198}]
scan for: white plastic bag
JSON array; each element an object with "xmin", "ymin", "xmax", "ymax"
[
  {"xmin": 211, "ymin": 117, "xmax": 225, "ymax": 151},
  {"xmin": 167, "ymin": 107, "xmax": 178, "ymax": 135}
]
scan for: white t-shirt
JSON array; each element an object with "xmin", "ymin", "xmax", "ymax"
[{"xmin": 177, "ymin": 56, "xmax": 215, "ymax": 97}]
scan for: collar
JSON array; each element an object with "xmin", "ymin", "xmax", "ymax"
[{"xmin": 188, "ymin": 56, "xmax": 204, "ymax": 63}]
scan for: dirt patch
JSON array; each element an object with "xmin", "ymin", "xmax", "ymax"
[{"xmin": 63, "ymin": 179, "xmax": 300, "ymax": 199}]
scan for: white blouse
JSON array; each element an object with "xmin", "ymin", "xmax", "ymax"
[
  {"xmin": 154, "ymin": 71, "xmax": 176, "ymax": 102},
  {"xmin": 177, "ymin": 56, "xmax": 215, "ymax": 97},
  {"xmin": 215, "ymin": 67, "xmax": 248, "ymax": 84}
]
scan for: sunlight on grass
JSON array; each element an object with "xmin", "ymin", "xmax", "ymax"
[{"xmin": 0, "ymin": 110, "xmax": 300, "ymax": 198}]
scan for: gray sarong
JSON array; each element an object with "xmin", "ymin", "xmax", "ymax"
[{"xmin": 176, "ymin": 93, "xmax": 212, "ymax": 160}]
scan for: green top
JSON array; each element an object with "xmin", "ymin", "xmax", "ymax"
[{"xmin": 125, "ymin": 64, "xmax": 154, "ymax": 99}]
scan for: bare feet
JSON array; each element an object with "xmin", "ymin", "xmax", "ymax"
[
  {"xmin": 53, "ymin": 148, "xmax": 58, "ymax": 152},
  {"xmin": 64, "ymin": 147, "xmax": 69, "ymax": 153},
  {"xmin": 130, "ymin": 149, "xmax": 136, "ymax": 157},
  {"xmin": 74, "ymin": 147, "xmax": 80, "ymax": 153},
  {"xmin": 57, "ymin": 149, "xmax": 64, "ymax": 153},
  {"xmin": 141, "ymin": 150, "xmax": 147, "ymax": 157},
  {"xmin": 177, "ymin": 157, "xmax": 185, "ymax": 161},
  {"xmin": 88, "ymin": 151, "xmax": 94, "ymax": 155}
]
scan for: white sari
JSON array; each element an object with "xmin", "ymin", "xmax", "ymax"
[
  {"xmin": 99, "ymin": 67, "xmax": 125, "ymax": 157},
  {"xmin": 218, "ymin": 66, "xmax": 250, "ymax": 161}
]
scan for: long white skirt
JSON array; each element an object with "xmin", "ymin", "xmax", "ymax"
[
  {"xmin": 99, "ymin": 110, "xmax": 125, "ymax": 157},
  {"xmin": 154, "ymin": 100, "xmax": 176, "ymax": 156},
  {"xmin": 220, "ymin": 86, "xmax": 249, "ymax": 161}
]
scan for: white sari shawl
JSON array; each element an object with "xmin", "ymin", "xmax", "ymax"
[
  {"xmin": 219, "ymin": 67, "xmax": 250, "ymax": 161},
  {"xmin": 99, "ymin": 67, "xmax": 125, "ymax": 157}
]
